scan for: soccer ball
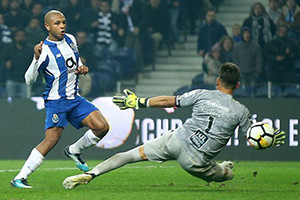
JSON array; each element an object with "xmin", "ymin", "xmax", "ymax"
[{"xmin": 246, "ymin": 122, "xmax": 275, "ymax": 150}]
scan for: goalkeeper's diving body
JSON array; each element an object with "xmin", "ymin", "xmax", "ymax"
[{"xmin": 63, "ymin": 63, "xmax": 285, "ymax": 189}]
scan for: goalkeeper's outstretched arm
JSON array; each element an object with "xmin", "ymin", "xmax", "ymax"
[
  {"xmin": 112, "ymin": 89, "xmax": 176, "ymax": 110},
  {"xmin": 148, "ymin": 96, "xmax": 176, "ymax": 108}
]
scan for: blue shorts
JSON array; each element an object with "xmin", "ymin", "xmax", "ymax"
[{"xmin": 44, "ymin": 96, "xmax": 98, "ymax": 130}]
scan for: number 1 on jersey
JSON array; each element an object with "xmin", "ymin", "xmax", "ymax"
[{"xmin": 205, "ymin": 116, "xmax": 214, "ymax": 133}]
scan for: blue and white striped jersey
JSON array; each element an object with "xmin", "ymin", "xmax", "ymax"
[{"xmin": 25, "ymin": 33, "xmax": 83, "ymax": 100}]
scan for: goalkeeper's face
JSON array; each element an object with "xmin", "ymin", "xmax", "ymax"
[{"xmin": 45, "ymin": 13, "xmax": 66, "ymax": 41}]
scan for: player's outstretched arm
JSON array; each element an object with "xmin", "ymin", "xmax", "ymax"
[
  {"xmin": 272, "ymin": 128, "xmax": 286, "ymax": 146},
  {"xmin": 112, "ymin": 89, "xmax": 175, "ymax": 110}
]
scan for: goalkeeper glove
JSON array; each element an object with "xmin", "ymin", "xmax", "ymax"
[
  {"xmin": 112, "ymin": 89, "xmax": 149, "ymax": 110},
  {"xmin": 272, "ymin": 128, "xmax": 286, "ymax": 146}
]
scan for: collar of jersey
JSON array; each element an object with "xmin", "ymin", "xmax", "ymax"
[
  {"xmin": 44, "ymin": 37, "xmax": 65, "ymax": 46},
  {"xmin": 216, "ymin": 90, "xmax": 233, "ymax": 98}
]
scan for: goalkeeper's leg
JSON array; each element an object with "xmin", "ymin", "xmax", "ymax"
[
  {"xmin": 183, "ymin": 160, "xmax": 234, "ymax": 183},
  {"xmin": 89, "ymin": 146, "xmax": 144, "ymax": 175},
  {"xmin": 63, "ymin": 146, "xmax": 145, "ymax": 189}
]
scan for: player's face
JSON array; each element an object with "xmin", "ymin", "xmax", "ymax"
[{"xmin": 45, "ymin": 13, "xmax": 66, "ymax": 41}]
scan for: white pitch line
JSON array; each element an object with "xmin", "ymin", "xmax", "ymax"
[{"xmin": 0, "ymin": 165, "xmax": 177, "ymax": 173}]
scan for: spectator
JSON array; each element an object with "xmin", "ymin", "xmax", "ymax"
[
  {"xmin": 232, "ymin": 27, "xmax": 262, "ymax": 86},
  {"xmin": 218, "ymin": 35, "xmax": 234, "ymax": 63},
  {"xmin": 3, "ymin": 29, "xmax": 32, "ymax": 98},
  {"xmin": 80, "ymin": 0, "xmax": 101, "ymax": 33},
  {"xmin": 108, "ymin": 0, "xmax": 129, "ymax": 48},
  {"xmin": 203, "ymin": 45, "xmax": 222, "ymax": 85},
  {"xmin": 146, "ymin": 0, "xmax": 170, "ymax": 51},
  {"xmin": 242, "ymin": 2, "xmax": 276, "ymax": 48},
  {"xmin": 21, "ymin": 0, "xmax": 34, "ymax": 13},
  {"xmin": 185, "ymin": 0, "xmax": 212, "ymax": 35},
  {"xmin": 279, "ymin": 0, "xmax": 300, "ymax": 42},
  {"xmin": 0, "ymin": 13, "xmax": 12, "ymax": 51},
  {"xmin": 0, "ymin": 13, "xmax": 12, "ymax": 87},
  {"xmin": 121, "ymin": 0, "xmax": 148, "ymax": 72},
  {"xmin": 232, "ymin": 24, "xmax": 242, "ymax": 43},
  {"xmin": 93, "ymin": 0, "xmax": 121, "ymax": 53},
  {"xmin": 31, "ymin": 3, "xmax": 44, "ymax": 20},
  {"xmin": 76, "ymin": 31, "xmax": 95, "ymax": 68},
  {"xmin": 264, "ymin": 25, "xmax": 299, "ymax": 84},
  {"xmin": 112, "ymin": 10, "xmax": 128, "ymax": 48},
  {"xmin": 267, "ymin": 0, "xmax": 282, "ymax": 25},
  {"xmin": 111, "ymin": 0, "xmax": 120, "ymax": 13},
  {"xmin": 165, "ymin": 0, "xmax": 180, "ymax": 42},
  {"xmin": 0, "ymin": 0, "xmax": 10, "ymax": 15},
  {"xmin": 24, "ymin": 17, "xmax": 46, "ymax": 48},
  {"xmin": 197, "ymin": 8, "xmax": 227, "ymax": 57},
  {"xmin": 3, "ymin": 0, "xmax": 30, "ymax": 32},
  {"xmin": 63, "ymin": 0, "xmax": 83, "ymax": 34}
]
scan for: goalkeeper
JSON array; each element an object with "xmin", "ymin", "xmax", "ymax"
[{"xmin": 63, "ymin": 63, "xmax": 285, "ymax": 189}]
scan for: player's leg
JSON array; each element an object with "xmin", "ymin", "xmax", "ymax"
[
  {"xmin": 11, "ymin": 127, "xmax": 63, "ymax": 188},
  {"xmin": 65, "ymin": 98, "xmax": 109, "ymax": 171},
  {"xmin": 204, "ymin": 161, "xmax": 234, "ymax": 182},
  {"xmin": 73, "ymin": 110, "xmax": 109, "ymax": 151},
  {"xmin": 83, "ymin": 130, "xmax": 174, "ymax": 177},
  {"xmin": 63, "ymin": 130, "xmax": 174, "ymax": 189},
  {"xmin": 63, "ymin": 145, "xmax": 147, "ymax": 189},
  {"xmin": 180, "ymin": 158, "xmax": 234, "ymax": 183}
]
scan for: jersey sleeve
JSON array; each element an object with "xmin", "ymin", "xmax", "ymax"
[
  {"xmin": 176, "ymin": 89, "xmax": 203, "ymax": 107},
  {"xmin": 24, "ymin": 48, "xmax": 48, "ymax": 85}
]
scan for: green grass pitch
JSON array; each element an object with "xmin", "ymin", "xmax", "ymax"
[{"xmin": 1, "ymin": 160, "xmax": 299, "ymax": 200}]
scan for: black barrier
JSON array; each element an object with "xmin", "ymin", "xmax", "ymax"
[{"xmin": 0, "ymin": 98, "xmax": 299, "ymax": 160}]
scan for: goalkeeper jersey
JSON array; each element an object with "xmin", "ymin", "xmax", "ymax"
[
  {"xmin": 174, "ymin": 89, "xmax": 251, "ymax": 159},
  {"xmin": 25, "ymin": 33, "xmax": 83, "ymax": 100}
]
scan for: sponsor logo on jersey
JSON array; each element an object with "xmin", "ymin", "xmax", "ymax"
[
  {"xmin": 65, "ymin": 57, "xmax": 77, "ymax": 74},
  {"xmin": 52, "ymin": 114, "xmax": 59, "ymax": 123}
]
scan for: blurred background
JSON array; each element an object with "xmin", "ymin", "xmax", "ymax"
[
  {"xmin": 1, "ymin": 0, "xmax": 300, "ymax": 99},
  {"xmin": 0, "ymin": 0, "xmax": 300, "ymax": 160}
]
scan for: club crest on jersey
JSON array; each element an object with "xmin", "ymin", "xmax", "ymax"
[
  {"xmin": 70, "ymin": 43, "xmax": 78, "ymax": 53},
  {"xmin": 52, "ymin": 114, "xmax": 59, "ymax": 123}
]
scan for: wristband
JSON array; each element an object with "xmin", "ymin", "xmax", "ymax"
[{"xmin": 137, "ymin": 97, "xmax": 149, "ymax": 108}]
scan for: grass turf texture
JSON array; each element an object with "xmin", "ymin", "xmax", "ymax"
[{"xmin": 1, "ymin": 160, "xmax": 299, "ymax": 200}]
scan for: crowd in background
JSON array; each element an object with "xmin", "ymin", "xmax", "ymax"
[
  {"xmin": 0, "ymin": 0, "xmax": 299, "ymax": 98},
  {"xmin": 198, "ymin": 0, "xmax": 300, "ymax": 92},
  {"xmin": 0, "ymin": 0, "xmax": 218, "ymax": 98}
]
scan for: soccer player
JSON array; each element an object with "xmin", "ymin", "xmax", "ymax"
[
  {"xmin": 11, "ymin": 10, "xmax": 109, "ymax": 189},
  {"xmin": 63, "ymin": 63, "xmax": 285, "ymax": 189}
]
